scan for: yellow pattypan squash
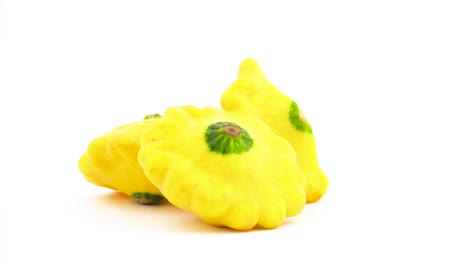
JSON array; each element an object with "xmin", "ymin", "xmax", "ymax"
[
  {"xmin": 78, "ymin": 115, "xmax": 163, "ymax": 205},
  {"xmin": 138, "ymin": 106, "xmax": 306, "ymax": 230},
  {"xmin": 221, "ymin": 58, "xmax": 328, "ymax": 203}
]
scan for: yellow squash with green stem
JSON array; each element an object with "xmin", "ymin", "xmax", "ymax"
[
  {"xmin": 221, "ymin": 58, "xmax": 328, "ymax": 202},
  {"xmin": 138, "ymin": 106, "xmax": 306, "ymax": 230}
]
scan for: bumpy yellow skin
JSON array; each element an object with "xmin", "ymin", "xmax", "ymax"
[
  {"xmin": 78, "ymin": 119, "xmax": 163, "ymax": 204},
  {"xmin": 138, "ymin": 106, "xmax": 306, "ymax": 230},
  {"xmin": 221, "ymin": 58, "xmax": 328, "ymax": 203}
]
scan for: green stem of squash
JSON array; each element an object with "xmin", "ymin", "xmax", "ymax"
[
  {"xmin": 289, "ymin": 101, "xmax": 313, "ymax": 134},
  {"xmin": 143, "ymin": 113, "xmax": 162, "ymax": 120},
  {"xmin": 205, "ymin": 122, "xmax": 253, "ymax": 155},
  {"xmin": 131, "ymin": 192, "xmax": 163, "ymax": 205}
]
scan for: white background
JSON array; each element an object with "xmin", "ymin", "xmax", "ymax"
[{"xmin": 1, "ymin": 1, "xmax": 468, "ymax": 263}]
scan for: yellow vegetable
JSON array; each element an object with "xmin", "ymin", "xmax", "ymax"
[
  {"xmin": 78, "ymin": 116, "xmax": 163, "ymax": 205},
  {"xmin": 221, "ymin": 58, "xmax": 328, "ymax": 203},
  {"xmin": 138, "ymin": 106, "xmax": 306, "ymax": 230}
]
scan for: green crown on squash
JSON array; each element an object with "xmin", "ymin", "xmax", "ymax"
[
  {"xmin": 143, "ymin": 113, "xmax": 162, "ymax": 120},
  {"xmin": 131, "ymin": 192, "xmax": 164, "ymax": 205},
  {"xmin": 205, "ymin": 122, "xmax": 253, "ymax": 154},
  {"xmin": 289, "ymin": 101, "xmax": 313, "ymax": 134}
]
